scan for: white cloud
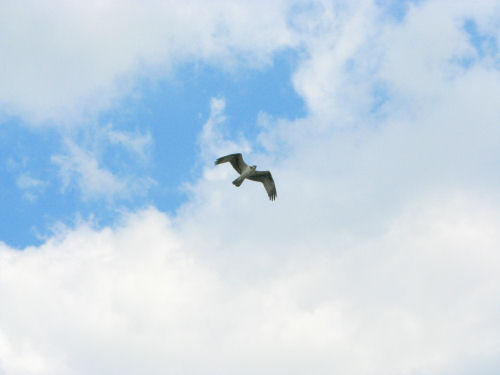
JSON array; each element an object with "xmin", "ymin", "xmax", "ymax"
[
  {"xmin": 105, "ymin": 124, "xmax": 152, "ymax": 159},
  {"xmin": 16, "ymin": 175, "xmax": 44, "ymax": 190},
  {"xmin": 51, "ymin": 140, "xmax": 155, "ymax": 200},
  {"xmin": 198, "ymin": 97, "xmax": 251, "ymax": 160},
  {"xmin": 16, "ymin": 174, "xmax": 47, "ymax": 201},
  {"xmin": 0, "ymin": 0, "xmax": 297, "ymax": 125},
  {"xmin": 291, "ymin": 0, "xmax": 500, "ymax": 125},
  {"xmin": 1, "ymin": 1, "xmax": 500, "ymax": 374},
  {"xmin": 1, "ymin": 194, "xmax": 499, "ymax": 374}
]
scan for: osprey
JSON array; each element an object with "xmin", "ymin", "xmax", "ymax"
[{"xmin": 215, "ymin": 153, "xmax": 277, "ymax": 201}]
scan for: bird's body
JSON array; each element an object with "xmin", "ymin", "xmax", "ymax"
[
  {"xmin": 215, "ymin": 153, "xmax": 277, "ymax": 200},
  {"xmin": 232, "ymin": 165, "xmax": 256, "ymax": 187}
]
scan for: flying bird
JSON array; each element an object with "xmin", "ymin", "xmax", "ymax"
[{"xmin": 215, "ymin": 153, "xmax": 277, "ymax": 201}]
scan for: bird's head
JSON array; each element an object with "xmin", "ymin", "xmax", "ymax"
[{"xmin": 251, "ymin": 165, "xmax": 257, "ymax": 170}]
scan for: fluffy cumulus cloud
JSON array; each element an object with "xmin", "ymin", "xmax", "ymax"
[
  {"xmin": 0, "ymin": 0, "xmax": 296, "ymax": 125},
  {"xmin": 1, "ymin": 191, "xmax": 499, "ymax": 374},
  {"xmin": 2, "ymin": 0, "xmax": 500, "ymax": 374}
]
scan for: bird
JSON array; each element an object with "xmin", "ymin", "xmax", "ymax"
[{"xmin": 214, "ymin": 153, "xmax": 277, "ymax": 201}]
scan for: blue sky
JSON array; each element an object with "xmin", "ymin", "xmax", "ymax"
[{"xmin": 1, "ymin": 1, "xmax": 500, "ymax": 374}]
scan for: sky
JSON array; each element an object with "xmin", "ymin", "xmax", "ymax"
[{"xmin": 0, "ymin": 0, "xmax": 500, "ymax": 374}]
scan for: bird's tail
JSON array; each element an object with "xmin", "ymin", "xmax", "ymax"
[{"xmin": 232, "ymin": 176, "xmax": 244, "ymax": 187}]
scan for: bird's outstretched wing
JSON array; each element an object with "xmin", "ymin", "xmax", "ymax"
[
  {"xmin": 248, "ymin": 171, "xmax": 277, "ymax": 201},
  {"xmin": 214, "ymin": 153, "xmax": 248, "ymax": 174}
]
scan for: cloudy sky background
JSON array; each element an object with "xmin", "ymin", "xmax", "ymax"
[{"xmin": 1, "ymin": 0, "xmax": 500, "ymax": 374}]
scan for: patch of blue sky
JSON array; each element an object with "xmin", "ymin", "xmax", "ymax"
[
  {"xmin": 449, "ymin": 54, "xmax": 476, "ymax": 70},
  {"xmin": 448, "ymin": 19, "xmax": 499, "ymax": 71},
  {"xmin": 0, "ymin": 121, "xmax": 71, "ymax": 248},
  {"xmin": 369, "ymin": 81, "xmax": 390, "ymax": 116},
  {"xmin": 463, "ymin": 19, "xmax": 498, "ymax": 59},
  {"xmin": 1, "ymin": 49, "xmax": 305, "ymax": 248},
  {"xmin": 376, "ymin": 0, "xmax": 423, "ymax": 22}
]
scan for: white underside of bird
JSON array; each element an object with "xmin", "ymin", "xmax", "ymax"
[{"xmin": 232, "ymin": 165, "xmax": 257, "ymax": 187}]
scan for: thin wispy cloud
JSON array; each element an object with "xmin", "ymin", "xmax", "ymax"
[
  {"xmin": 16, "ymin": 174, "xmax": 47, "ymax": 201},
  {"xmin": 199, "ymin": 97, "xmax": 251, "ymax": 161},
  {"xmin": 51, "ymin": 140, "xmax": 155, "ymax": 200},
  {"xmin": 105, "ymin": 124, "xmax": 152, "ymax": 159}
]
